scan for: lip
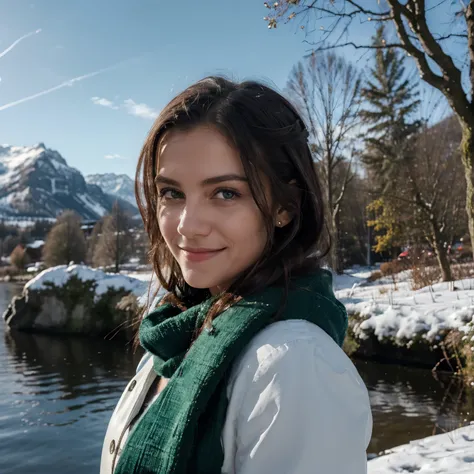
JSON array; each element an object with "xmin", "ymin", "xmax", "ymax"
[{"xmin": 179, "ymin": 247, "xmax": 225, "ymax": 262}]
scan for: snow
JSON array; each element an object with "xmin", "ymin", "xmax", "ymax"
[
  {"xmin": 333, "ymin": 267, "xmax": 474, "ymax": 345},
  {"xmin": 0, "ymin": 187, "xmax": 31, "ymax": 210},
  {"xmin": 368, "ymin": 424, "xmax": 474, "ymax": 473},
  {"xmin": 123, "ymin": 271, "xmax": 153, "ymax": 282},
  {"xmin": 76, "ymin": 193, "xmax": 107, "ymax": 217},
  {"xmin": 26, "ymin": 239, "xmax": 44, "ymax": 249},
  {"xmin": 0, "ymin": 144, "xmax": 46, "ymax": 187},
  {"xmin": 85, "ymin": 173, "xmax": 136, "ymax": 207},
  {"xmin": 25, "ymin": 264, "xmax": 148, "ymax": 301},
  {"xmin": 0, "ymin": 218, "xmax": 55, "ymax": 228},
  {"xmin": 0, "ymin": 143, "xmax": 112, "ymax": 220}
]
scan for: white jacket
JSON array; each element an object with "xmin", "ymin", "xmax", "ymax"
[{"xmin": 101, "ymin": 319, "xmax": 373, "ymax": 474}]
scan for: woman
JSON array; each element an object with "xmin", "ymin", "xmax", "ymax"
[{"xmin": 101, "ymin": 76, "xmax": 372, "ymax": 474}]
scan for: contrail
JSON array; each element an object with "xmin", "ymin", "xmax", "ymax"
[
  {"xmin": 0, "ymin": 66, "xmax": 113, "ymax": 112},
  {"xmin": 0, "ymin": 29, "xmax": 42, "ymax": 60}
]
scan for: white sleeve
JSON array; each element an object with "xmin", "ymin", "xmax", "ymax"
[{"xmin": 221, "ymin": 332, "xmax": 372, "ymax": 474}]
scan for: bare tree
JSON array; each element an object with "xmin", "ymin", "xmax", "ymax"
[
  {"xmin": 287, "ymin": 51, "xmax": 361, "ymax": 272},
  {"xmin": 43, "ymin": 210, "xmax": 87, "ymax": 267},
  {"xmin": 263, "ymin": 0, "xmax": 474, "ymax": 259},
  {"xmin": 93, "ymin": 202, "xmax": 134, "ymax": 273},
  {"xmin": 370, "ymin": 115, "xmax": 464, "ymax": 280},
  {"xmin": 86, "ymin": 218, "xmax": 104, "ymax": 265},
  {"xmin": 410, "ymin": 116, "xmax": 464, "ymax": 280},
  {"xmin": 10, "ymin": 245, "xmax": 30, "ymax": 271}
]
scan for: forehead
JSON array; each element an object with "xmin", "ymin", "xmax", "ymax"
[{"xmin": 157, "ymin": 126, "xmax": 244, "ymax": 177}]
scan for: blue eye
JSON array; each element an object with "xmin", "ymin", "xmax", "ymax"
[
  {"xmin": 159, "ymin": 188, "xmax": 184, "ymax": 199},
  {"xmin": 215, "ymin": 189, "xmax": 240, "ymax": 200}
]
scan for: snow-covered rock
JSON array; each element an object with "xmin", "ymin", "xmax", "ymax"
[
  {"xmin": 25, "ymin": 264, "xmax": 147, "ymax": 301},
  {"xmin": 3, "ymin": 264, "xmax": 149, "ymax": 339},
  {"xmin": 0, "ymin": 143, "xmax": 136, "ymax": 220}
]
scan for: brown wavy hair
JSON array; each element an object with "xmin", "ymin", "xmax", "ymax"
[{"xmin": 134, "ymin": 76, "xmax": 328, "ymax": 341}]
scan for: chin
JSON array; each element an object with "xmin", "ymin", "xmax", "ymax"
[{"xmin": 181, "ymin": 270, "xmax": 221, "ymax": 290}]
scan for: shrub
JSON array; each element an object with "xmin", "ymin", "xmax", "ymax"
[
  {"xmin": 411, "ymin": 264, "xmax": 440, "ymax": 290},
  {"xmin": 368, "ymin": 270, "xmax": 383, "ymax": 282},
  {"xmin": 380, "ymin": 259, "xmax": 406, "ymax": 276}
]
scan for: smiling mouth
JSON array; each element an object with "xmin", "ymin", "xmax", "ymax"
[{"xmin": 179, "ymin": 247, "xmax": 225, "ymax": 262}]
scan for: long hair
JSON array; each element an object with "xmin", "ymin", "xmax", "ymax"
[{"xmin": 135, "ymin": 76, "xmax": 328, "ymax": 342}]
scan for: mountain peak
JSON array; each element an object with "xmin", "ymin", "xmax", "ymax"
[
  {"xmin": 85, "ymin": 173, "xmax": 136, "ymax": 207},
  {"xmin": 0, "ymin": 144, "xmax": 136, "ymax": 220}
]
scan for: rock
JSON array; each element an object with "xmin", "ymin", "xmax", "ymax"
[{"xmin": 3, "ymin": 264, "xmax": 149, "ymax": 340}]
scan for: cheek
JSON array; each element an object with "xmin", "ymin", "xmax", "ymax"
[
  {"xmin": 227, "ymin": 208, "xmax": 267, "ymax": 251},
  {"xmin": 158, "ymin": 207, "xmax": 178, "ymax": 244}
]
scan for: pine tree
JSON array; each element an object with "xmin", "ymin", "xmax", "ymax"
[
  {"xmin": 43, "ymin": 211, "xmax": 87, "ymax": 267},
  {"xmin": 360, "ymin": 25, "xmax": 421, "ymax": 192},
  {"xmin": 93, "ymin": 202, "xmax": 134, "ymax": 273}
]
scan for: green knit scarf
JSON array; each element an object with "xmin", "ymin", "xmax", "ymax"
[{"xmin": 115, "ymin": 268, "xmax": 347, "ymax": 474}]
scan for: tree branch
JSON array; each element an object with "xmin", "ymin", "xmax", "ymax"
[
  {"xmin": 334, "ymin": 158, "xmax": 354, "ymax": 209},
  {"xmin": 466, "ymin": 1, "xmax": 474, "ymax": 100}
]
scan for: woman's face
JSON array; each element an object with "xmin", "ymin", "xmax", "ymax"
[{"xmin": 155, "ymin": 126, "xmax": 268, "ymax": 294}]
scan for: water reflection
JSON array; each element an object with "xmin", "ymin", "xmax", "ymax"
[
  {"xmin": 0, "ymin": 289, "xmax": 143, "ymax": 474},
  {"xmin": 355, "ymin": 359, "xmax": 474, "ymax": 454},
  {"xmin": 3, "ymin": 328, "xmax": 143, "ymax": 426}
]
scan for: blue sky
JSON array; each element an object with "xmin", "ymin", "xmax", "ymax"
[
  {"xmin": 0, "ymin": 0, "xmax": 321, "ymax": 178},
  {"xmin": 0, "ymin": 1, "xmax": 458, "ymax": 179}
]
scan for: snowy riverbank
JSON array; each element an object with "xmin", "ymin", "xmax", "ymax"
[
  {"xmin": 334, "ymin": 266, "xmax": 474, "ymax": 361},
  {"xmin": 368, "ymin": 423, "xmax": 474, "ymax": 473}
]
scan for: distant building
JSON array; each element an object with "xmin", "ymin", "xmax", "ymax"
[{"xmin": 25, "ymin": 240, "xmax": 45, "ymax": 262}]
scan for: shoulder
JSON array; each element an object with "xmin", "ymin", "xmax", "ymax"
[
  {"xmin": 228, "ymin": 319, "xmax": 363, "ymax": 388},
  {"xmin": 226, "ymin": 319, "xmax": 371, "ymax": 432},
  {"xmin": 222, "ymin": 320, "xmax": 372, "ymax": 473}
]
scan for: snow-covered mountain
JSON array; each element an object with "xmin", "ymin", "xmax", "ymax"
[
  {"xmin": 85, "ymin": 173, "xmax": 136, "ymax": 207},
  {"xmin": 0, "ymin": 143, "xmax": 136, "ymax": 220}
]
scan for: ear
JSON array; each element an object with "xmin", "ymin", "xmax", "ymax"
[
  {"xmin": 275, "ymin": 180, "xmax": 299, "ymax": 228},
  {"xmin": 275, "ymin": 208, "xmax": 292, "ymax": 228}
]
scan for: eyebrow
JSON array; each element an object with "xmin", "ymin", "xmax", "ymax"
[{"xmin": 154, "ymin": 174, "xmax": 248, "ymax": 186}]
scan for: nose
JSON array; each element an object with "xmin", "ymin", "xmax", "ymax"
[{"xmin": 177, "ymin": 203, "xmax": 211, "ymax": 238}]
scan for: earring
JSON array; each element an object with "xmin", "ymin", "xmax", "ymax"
[{"xmin": 277, "ymin": 220, "xmax": 282, "ymax": 227}]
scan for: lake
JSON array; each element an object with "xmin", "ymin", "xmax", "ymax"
[{"xmin": 0, "ymin": 282, "xmax": 473, "ymax": 473}]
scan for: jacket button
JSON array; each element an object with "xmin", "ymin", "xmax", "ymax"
[
  {"xmin": 128, "ymin": 380, "xmax": 137, "ymax": 391},
  {"xmin": 109, "ymin": 439, "xmax": 116, "ymax": 455}
]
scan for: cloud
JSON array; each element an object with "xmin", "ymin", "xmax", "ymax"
[
  {"xmin": 105, "ymin": 154, "xmax": 127, "ymax": 160},
  {"xmin": 0, "ymin": 66, "xmax": 114, "ymax": 112},
  {"xmin": 91, "ymin": 96, "xmax": 119, "ymax": 109},
  {"xmin": 90, "ymin": 95, "xmax": 159, "ymax": 120},
  {"xmin": 123, "ymin": 98, "xmax": 158, "ymax": 120},
  {"xmin": 0, "ymin": 29, "xmax": 42, "ymax": 60}
]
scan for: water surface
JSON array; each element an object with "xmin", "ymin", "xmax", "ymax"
[{"xmin": 0, "ymin": 282, "xmax": 472, "ymax": 473}]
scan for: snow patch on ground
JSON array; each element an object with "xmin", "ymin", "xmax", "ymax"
[
  {"xmin": 333, "ymin": 267, "xmax": 474, "ymax": 344},
  {"xmin": 368, "ymin": 423, "xmax": 474, "ymax": 473}
]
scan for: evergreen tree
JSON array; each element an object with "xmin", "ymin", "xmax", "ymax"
[
  {"xmin": 43, "ymin": 211, "xmax": 87, "ymax": 267},
  {"xmin": 360, "ymin": 25, "xmax": 421, "ymax": 192}
]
